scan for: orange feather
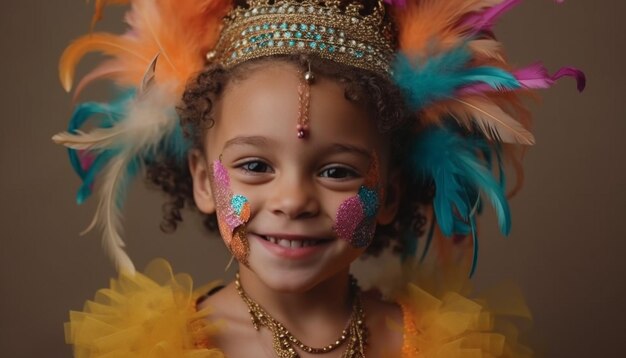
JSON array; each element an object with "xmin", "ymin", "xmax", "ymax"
[
  {"xmin": 91, "ymin": 0, "xmax": 130, "ymax": 30},
  {"xmin": 59, "ymin": 33, "xmax": 148, "ymax": 92},
  {"xmin": 60, "ymin": 0, "xmax": 232, "ymax": 94},
  {"xmin": 393, "ymin": 0, "xmax": 503, "ymax": 56}
]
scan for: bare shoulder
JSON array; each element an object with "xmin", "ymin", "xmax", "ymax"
[{"xmin": 362, "ymin": 290, "xmax": 403, "ymax": 357}]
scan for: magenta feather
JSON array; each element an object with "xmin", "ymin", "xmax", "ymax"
[
  {"xmin": 552, "ymin": 66, "xmax": 586, "ymax": 92},
  {"xmin": 461, "ymin": 0, "xmax": 523, "ymax": 33},
  {"xmin": 514, "ymin": 63, "xmax": 586, "ymax": 92},
  {"xmin": 383, "ymin": 0, "xmax": 406, "ymax": 7},
  {"xmin": 460, "ymin": 62, "xmax": 586, "ymax": 95}
]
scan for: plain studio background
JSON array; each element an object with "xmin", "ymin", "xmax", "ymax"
[{"xmin": 1, "ymin": 1, "xmax": 624, "ymax": 357}]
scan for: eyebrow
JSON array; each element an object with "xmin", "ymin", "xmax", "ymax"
[
  {"xmin": 222, "ymin": 136, "xmax": 269, "ymax": 152},
  {"xmin": 328, "ymin": 143, "xmax": 372, "ymax": 161}
]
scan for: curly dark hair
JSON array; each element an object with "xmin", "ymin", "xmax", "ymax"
[{"xmin": 146, "ymin": 53, "xmax": 431, "ymax": 257}]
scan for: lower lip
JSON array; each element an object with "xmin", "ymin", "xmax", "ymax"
[{"xmin": 253, "ymin": 234, "xmax": 330, "ymax": 260}]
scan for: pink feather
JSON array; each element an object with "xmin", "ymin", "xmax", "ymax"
[
  {"xmin": 383, "ymin": 0, "xmax": 406, "ymax": 7},
  {"xmin": 461, "ymin": 0, "xmax": 523, "ymax": 33},
  {"xmin": 459, "ymin": 62, "xmax": 585, "ymax": 95},
  {"xmin": 461, "ymin": 0, "xmax": 567, "ymax": 33}
]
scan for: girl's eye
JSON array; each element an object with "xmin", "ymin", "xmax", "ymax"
[
  {"xmin": 319, "ymin": 167, "xmax": 358, "ymax": 179},
  {"xmin": 239, "ymin": 160, "xmax": 271, "ymax": 173}
]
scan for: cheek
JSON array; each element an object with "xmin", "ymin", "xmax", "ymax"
[
  {"xmin": 333, "ymin": 155, "xmax": 381, "ymax": 248},
  {"xmin": 333, "ymin": 188, "xmax": 379, "ymax": 248},
  {"xmin": 212, "ymin": 160, "xmax": 251, "ymax": 263}
]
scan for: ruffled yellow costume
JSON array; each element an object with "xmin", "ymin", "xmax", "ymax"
[{"xmin": 66, "ymin": 259, "xmax": 532, "ymax": 357}]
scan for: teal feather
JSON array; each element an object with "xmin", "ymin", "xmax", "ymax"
[
  {"xmin": 410, "ymin": 126, "xmax": 511, "ymax": 274},
  {"xmin": 469, "ymin": 216, "xmax": 479, "ymax": 277},
  {"xmin": 392, "ymin": 45, "xmax": 520, "ymax": 111},
  {"xmin": 67, "ymin": 92, "xmax": 135, "ymax": 202},
  {"xmin": 76, "ymin": 150, "xmax": 117, "ymax": 204},
  {"xmin": 419, "ymin": 217, "xmax": 435, "ymax": 263}
]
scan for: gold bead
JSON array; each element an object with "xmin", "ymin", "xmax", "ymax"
[{"xmin": 304, "ymin": 71, "xmax": 315, "ymax": 83}]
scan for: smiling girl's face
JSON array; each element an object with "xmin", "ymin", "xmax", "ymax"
[{"xmin": 190, "ymin": 61, "xmax": 398, "ymax": 292}]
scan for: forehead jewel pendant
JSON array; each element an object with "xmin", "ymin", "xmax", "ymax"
[{"xmin": 297, "ymin": 61, "xmax": 314, "ymax": 139}]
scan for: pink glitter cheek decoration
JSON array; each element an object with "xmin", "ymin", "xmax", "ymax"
[
  {"xmin": 333, "ymin": 154, "xmax": 381, "ymax": 248},
  {"xmin": 335, "ymin": 197, "xmax": 365, "ymax": 244},
  {"xmin": 212, "ymin": 160, "xmax": 250, "ymax": 264}
]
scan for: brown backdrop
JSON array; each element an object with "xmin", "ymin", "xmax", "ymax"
[{"xmin": 1, "ymin": 1, "xmax": 624, "ymax": 357}]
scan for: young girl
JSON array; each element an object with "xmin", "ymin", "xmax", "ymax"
[{"xmin": 56, "ymin": 0, "xmax": 584, "ymax": 356}]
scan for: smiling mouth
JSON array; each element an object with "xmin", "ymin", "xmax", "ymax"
[{"xmin": 260, "ymin": 235, "xmax": 329, "ymax": 248}]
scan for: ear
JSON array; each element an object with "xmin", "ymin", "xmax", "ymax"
[
  {"xmin": 188, "ymin": 149, "xmax": 216, "ymax": 214},
  {"xmin": 376, "ymin": 170, "xmax": 402, "ymax": 225}
]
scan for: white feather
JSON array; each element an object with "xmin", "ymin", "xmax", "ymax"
[
  {"xmin": 454, "ymin": 98, "xmax": 535, "ymax": 145},
  {"xmin": 469, "ymin": 39, "xmax": 505, "ymax": 62},
  {"xmin": 55, "ymin": 82, "xmax": 180, "ymax": 273},
  {"xmin": 85, "ymin": 155, "xmax": 136, "ymax": 274}
]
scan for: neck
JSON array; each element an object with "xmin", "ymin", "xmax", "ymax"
[{"xmin": 236, "ymin": 266, "xmax": 354, "ymax": 335}]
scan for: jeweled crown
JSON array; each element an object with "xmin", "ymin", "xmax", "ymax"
[{"xmin": 211, "ymin": 0, "xmax": 395, "ymax": 76}]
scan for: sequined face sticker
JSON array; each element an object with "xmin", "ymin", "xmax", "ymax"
[
  {"xmin": 212, "ymin": 159, "xmax": 251, "ymax": 264},
  {"xmin": 333, "ymin": 155, "xmax": 382, "ymax": 248}
]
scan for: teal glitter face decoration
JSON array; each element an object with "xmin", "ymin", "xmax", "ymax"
[
  {"xmin": 212, "ymin": 160, "xmax": 251, "ymax": 264},
  {"xmin": 333, "ymin": 155, "xmax": 382, "ymax": 248}
]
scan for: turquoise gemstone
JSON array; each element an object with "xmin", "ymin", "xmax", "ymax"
[
  {"xmin": 262, "ymin": 23, "xmax": 270, "ymax": 30},
  {"xmin": 314, "ymin": 33, "xmax": 322, "ymax": 41},
  {"xmin": 310, "ymin": 24, "xmax": 316, "ymax": 30},
  {"xmin": 288, "ymin": 40, "xmax": 296, "ymax": 47},
  {"xmin": 310, "ymin": 42, "xmax": 317, "ymax": 48},
  {"xmin": 355, "ymin": 51, "xmax": 364, "ymax": 58},
  {"xmin": 328, "ymin": 28, "xmax": 335, "ymax": 34},
  {"xmin": 295, "ymin": 31, "xmax": 302, "ymax": 38},
  {"xmin": 328, "ymin": 45, "xmax": 335, "ymax": 53},
  {"xmin": 280, "ymin": 22, "xmax": 288, "ymax": 30},
  {"xmin": 300, "ymin": 24, "xmax": 308, "ymax": 31},
  {"xmin": 284, "ymin": 31, "xmax": 292, "ymax": 38},
  {"xmin": 319, "ymin": 43, "xmax": 327, "ymax": 50}
]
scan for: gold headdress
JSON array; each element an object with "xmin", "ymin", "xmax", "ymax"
[{"xmin": 211, "ymin": 0, "xmax": 394, "ymax": 76}]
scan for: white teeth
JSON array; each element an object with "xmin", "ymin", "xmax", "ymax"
[
  {"xmin": 265, "ymin": 236, "xmax": 320, "ymax": 248},
  {"xmin": 277, "ymin": 239, "xmax": 291, "ymax": 248}
]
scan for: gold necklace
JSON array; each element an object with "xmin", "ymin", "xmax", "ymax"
[{"xmin": 235, "ymin": 274, "xmax": 367, "ymax": 358}]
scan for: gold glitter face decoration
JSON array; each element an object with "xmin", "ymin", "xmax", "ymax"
[
  {"xmin": 333, "ymin": 154, "xmax": 382, "ymax": 248},
  {"xmin": 212, "ymin": 159, "xmax": 251, "ymax": 265}
]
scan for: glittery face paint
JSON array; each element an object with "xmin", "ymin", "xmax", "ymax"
[
  {"xmin": 333, "ymin": 155, "xmax": 383, "ymax": 248},
  {"xmin": 212, "ymin": 160, "xmax": 251, "ymax": 264}
]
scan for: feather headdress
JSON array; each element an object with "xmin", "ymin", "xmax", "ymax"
[
  {"xmin": 56, "ymin": 0, "xmax": 584, "ymax": 275},
  {"xmin": 389, "ymin": 0, "xmax": 585, "ymax": 274},
  {"xmin": 55, "ymin": 0, "xmax": 231, "ymax": 273}
]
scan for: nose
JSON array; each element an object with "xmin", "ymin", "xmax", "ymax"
[{"xmin": 267, "ymin": 171, "xmax": 320, "ymax": 220}]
